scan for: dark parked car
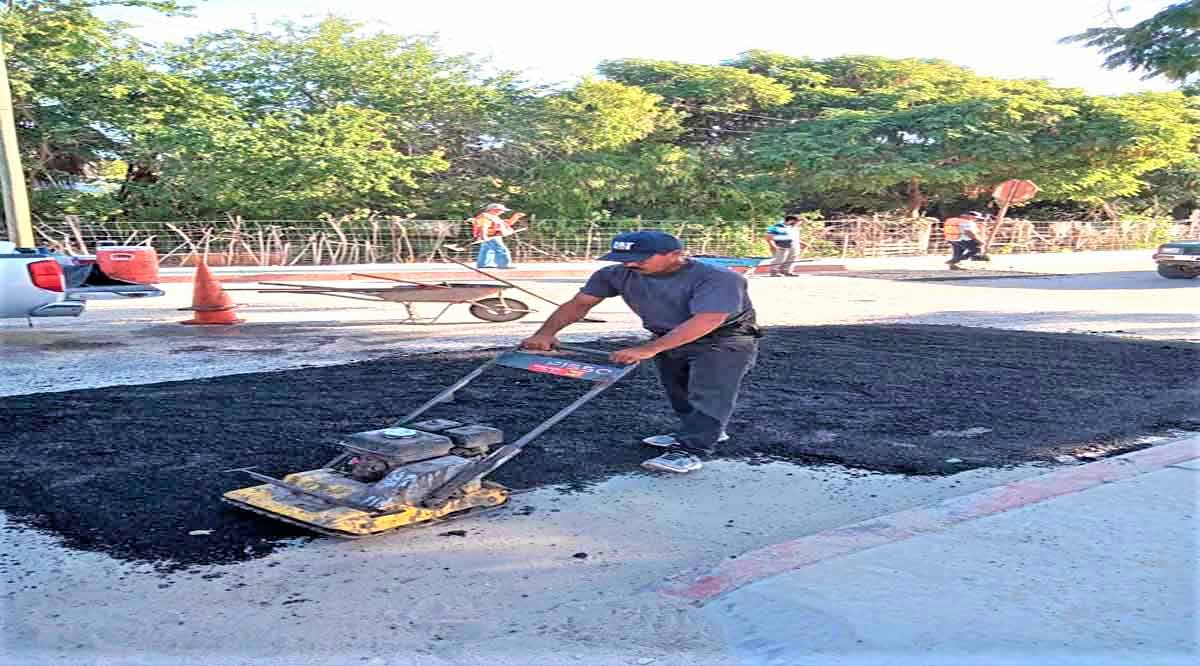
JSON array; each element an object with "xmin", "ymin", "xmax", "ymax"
[{"xmin": 1153, "ymin": 240, "xmax": 1200, "ymax": 279}]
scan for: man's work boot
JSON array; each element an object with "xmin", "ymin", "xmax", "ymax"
[
  {"xmin": 641, "ymin": 449, "xmax": 703, "ymax": 474},
  {"xmin": 642, "ymin": 432, "xmax": 730, "ymax": 448}
]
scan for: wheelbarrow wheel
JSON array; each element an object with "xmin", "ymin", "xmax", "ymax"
[{"xmin": 469, "ymin": 297, "xmax": 530, "ymax": 322}]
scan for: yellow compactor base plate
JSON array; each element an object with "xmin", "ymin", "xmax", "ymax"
[{"xmin": 222, "ymin": 469, "xmax": 509, "ymax": 538}]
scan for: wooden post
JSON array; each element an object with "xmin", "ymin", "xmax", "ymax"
[
  {"xmin": 983, "ymin": 180, "xmax": 1038, "ymax": 255},
  {"xmin": 983, "ymin": 203, "xmax": 1008, "ymax": 255},
  {"xmin": 0, "ymin": 31, "xmax": 32, "ymax": 247}
]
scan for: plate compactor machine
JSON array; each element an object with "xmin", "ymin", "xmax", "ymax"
[{"xmin": 223, "ymin": 346, "xmax": 637, "ymax": 538}]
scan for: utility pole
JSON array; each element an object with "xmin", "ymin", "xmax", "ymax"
[{"xmin": 0, "ymin": 4, "xmax": 33, "ymax": 247}]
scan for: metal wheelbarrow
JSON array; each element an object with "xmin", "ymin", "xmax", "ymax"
[{"xmin": 252, "ymin": 273, "xmax": 532, "ymax": 324}]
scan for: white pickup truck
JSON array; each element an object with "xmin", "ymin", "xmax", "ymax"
[
  {"xmin": 1, "ymin": 240, "xmax": 163, "ymax": 321},
  {"xmin": 0, "ymin": 240, "xmax": 84, "ymax": 319}
]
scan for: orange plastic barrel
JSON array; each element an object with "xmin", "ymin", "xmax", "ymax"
[{"xmin": 96, "ymin": 246, "xmax": 159, "ymax": 284}]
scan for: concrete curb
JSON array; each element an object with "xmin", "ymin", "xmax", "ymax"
[{"xmin": 660, "ymin": 436, "xmax": 1200, "ymax": 604}]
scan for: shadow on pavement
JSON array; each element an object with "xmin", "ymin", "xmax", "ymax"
[
  {"xmin": 930, "ymin": 271, "xmax": 1198, "ymax": 291},
  {"xmin": 876, "ymin": 310, "xmax": 1199, "ymax": 340}
]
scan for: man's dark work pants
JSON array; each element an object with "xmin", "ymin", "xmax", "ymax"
[
  {"xmin": 950, "ymin": 239, "xmax": 981, "ymax": 263},
  {"xmin": 653, "ymin": 335, "xmax": 758, "ymax": 455}
]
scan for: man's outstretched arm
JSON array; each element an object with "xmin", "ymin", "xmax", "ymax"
[{"xmin": 520, "ymin": 293, "xmax": 604, "ymax": 350}]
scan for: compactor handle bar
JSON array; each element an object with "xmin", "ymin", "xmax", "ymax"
[
  {"xmin": 551, "ymin": 343, "xmax": 613, "ymax": 359},
  {"xmin": 395, "ymin": 345, "xmax": 633, "ymax": 427},
  {"xmin": 394, "ymin": 345, "xmax": 639, "ymax": 507}
]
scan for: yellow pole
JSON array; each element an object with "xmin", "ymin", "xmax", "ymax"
[{"xmin": 0, "ymin": 29, "xmax": 33, "ymax": 247}]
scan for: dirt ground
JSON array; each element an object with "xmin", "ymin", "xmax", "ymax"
[{"xmin": 1, "ymin": 324, "xmax": 1195, "ymax": 570}]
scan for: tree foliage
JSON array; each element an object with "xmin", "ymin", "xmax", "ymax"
[
  {"xmin": 1063, "ymin": 1, "xmax": 1200, "ymax": 83},
  {"xmin": 3, "ymin": 4, "xmax": 1197, "ymax": 223},
  {"xmin": 1, "ymin": 1, "xmax": 193, "ymax": 181},
  {"xmin": 739, "ymin": 56, "xmax": 1198, "ymax": 216},
  {"xmin": 597, "ymin": 58, "xmax": 793, "ymax": 113}
]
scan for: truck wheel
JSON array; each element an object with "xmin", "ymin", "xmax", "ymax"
[
  {"xmin": 1157, "ymin": 264, "xmax": 1198, "ymax": 279},
  {"xmin": 469, "ymin": 297, "xmax": 530, "ymax": 322}
]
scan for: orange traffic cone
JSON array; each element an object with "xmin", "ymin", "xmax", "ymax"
[{"xmin": 180, "ymin": 262, "xmax": 245, "ymax": 325}]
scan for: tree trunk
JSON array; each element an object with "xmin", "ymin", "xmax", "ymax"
[
  {"xmin": 982, "ymin": 202, "xmax": 1009, "ymax": 255},
  {"xmin": 904, "ymin": 178, "xmax": 926, "ymax": 218},
  {"xmin": 1100, "ymin": 201, "xmax": 1120, "ymax": 221},
  {"xmin": 982, "ymin": 181, "xmax": 1031, "ymax": 255}
]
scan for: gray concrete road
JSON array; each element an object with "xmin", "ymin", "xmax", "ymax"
[
  {"xmin": 1, "ymin": 250, "xmax": 1195, "ymax": 397},
  {"xmin": 1, "ymin": 249, "xmax": 1197, "ymax": 665}
]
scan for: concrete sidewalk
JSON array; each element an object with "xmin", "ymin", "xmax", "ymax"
[{"xmin": 684, "ymin": 437, "xmax": 1199, "ymax": 665}]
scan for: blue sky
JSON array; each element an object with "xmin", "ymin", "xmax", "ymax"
[{"xmin": 100, "ymin": 0, "xmax": 1180, "ymax": 95}]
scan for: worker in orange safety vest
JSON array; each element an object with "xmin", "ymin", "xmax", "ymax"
[
  {"xmin": 944, "ymin": 211, "xmax": 988, "ymax": 269},
  {"xmin": 471, "ymin": 203, "xmax": 525, "ymax": 269}
]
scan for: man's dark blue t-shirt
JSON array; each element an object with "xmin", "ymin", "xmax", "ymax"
[{"xmin": 580, "ymin": 260, "xmax": 756, "ymax": 335}]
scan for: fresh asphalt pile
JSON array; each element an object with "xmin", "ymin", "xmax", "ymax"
[{"xmin": 1, "ymin": 324, "xmax": 1195, "ymax": 569}]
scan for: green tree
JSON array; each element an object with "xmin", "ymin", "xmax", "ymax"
[
  {"xmin": 539, "ymin": 78, "xmax": 678, "ymax": 154},
  {"xmin": 125, "ymin": 104, "xmax": 449, "ymax": 219},
  {"xmin": 536, "ymin": 56, "xmax": 798, "ymax": 221},
  {"xmin": 0, "ymin": 1, "xmax": 194, "ymax": 192},
  {"xmin": 597, "ymin": 58, "xmax": 793, "ymax": 113},
  {"xmin": 596, "ymin": 58, "xmax": 793, "ymax": 147},
  {"xmin": 159, "ymin": 18, "xmax": 697, "ymax": 219},
  {"xmin": 144, "ymin": 17, "xmax": 514, "ymax": 218},
  {"xmin": 726, "ymin": 53, "xmax": 1198, "ymax": 217},
  {"xmin": 512, "ymin": 143, "xmax": 786, "ymax": 219},
  {"xmin": 1063, "ymin": 1, "xmax": 1200, "ymax": 83},
  {"xmin": 7, "ymin": 6, "xmax": 1198, "ymax": 225},
  {"xmin": 1115, "ymin": 155, "xmax": 1200, "ymax": 217},
  {"xmin": 1039, "ymin": 92, "xmax": 1199, "ymax": 207}
]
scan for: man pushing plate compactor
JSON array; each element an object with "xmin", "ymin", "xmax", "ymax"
[{"xmin": 520, "ymin": 230, "xmax": 761, "ymax": 473}]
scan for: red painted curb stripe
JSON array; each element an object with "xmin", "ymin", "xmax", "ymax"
[{"xmin": 661, "ymin": 437, "xmax": 1199, "ymax": 603}]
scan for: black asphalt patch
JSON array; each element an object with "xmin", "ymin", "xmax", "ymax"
[{"xmin": 1, "ymin": 325, "xmax": 1195, "ymax": 569}]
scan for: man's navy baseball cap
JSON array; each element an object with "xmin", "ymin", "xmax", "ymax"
[{"xmin": 598, "ymin": 231, "xmax": 683, "ymax": 262}]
